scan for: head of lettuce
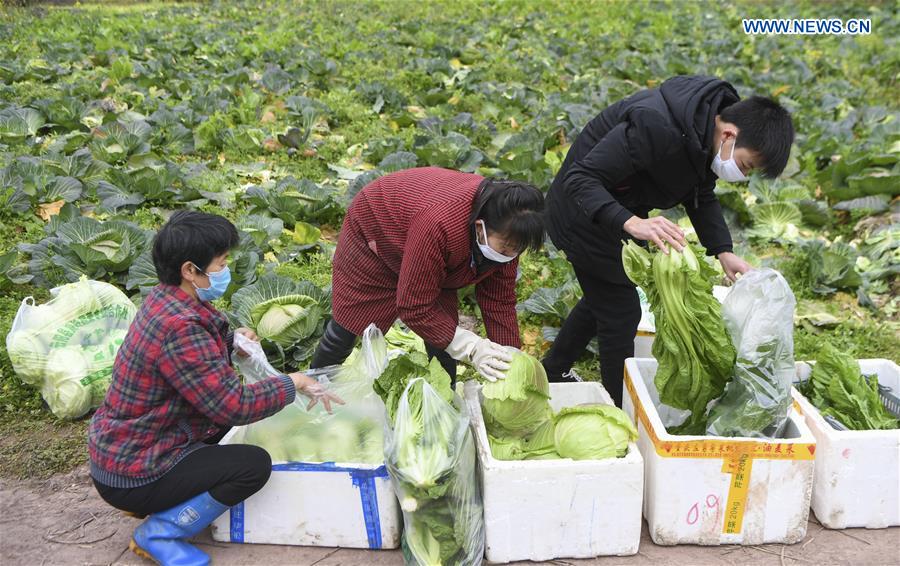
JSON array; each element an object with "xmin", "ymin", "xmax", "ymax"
[{"xmin": 87, "ymin": 210, "xmax": 341, "ymax": 566}]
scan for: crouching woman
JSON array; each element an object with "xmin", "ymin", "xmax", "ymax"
[{"xmin": 88, "ymin": 211, "xmax": 339, "ymax": 566}]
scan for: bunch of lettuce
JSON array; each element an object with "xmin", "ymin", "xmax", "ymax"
[
  {"xmin": 377, "ymin": 353, "xmax": 484, "ymax": 565},
  {"xmin": 799, "ymin": 344, "xmax": 898, "ymax": 431},
  {"xmin": 622, "ymin": 241, "xmax": 736, "ymax": 434}
]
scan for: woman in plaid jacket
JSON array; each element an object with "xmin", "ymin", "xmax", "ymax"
[
  {"xmin": 88, "ymin": 211, "xmax": 339, "ymax": 566},
  {"xmin": 310, "ymin": 167, "xmax": 545, "ymax": 383}
]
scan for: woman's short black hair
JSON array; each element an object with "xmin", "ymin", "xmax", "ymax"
[
  {"xmin": 720, "ymin": 96, "xmax": 794, "ymax": 178},
  {"xmin": 152, "ymin": 210, "xmax": 240, "ymax": 285},
  {"xmin": 469, "ymin": 179, "xmax": 545, "ymax": 253}
]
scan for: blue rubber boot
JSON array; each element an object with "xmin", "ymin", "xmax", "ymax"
[{"xmin": 130, "ymin": 492, "xmax": 229, "ymax": 566}]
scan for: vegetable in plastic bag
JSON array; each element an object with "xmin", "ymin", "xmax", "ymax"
[
  {"xmin": 5, "ymin": 276, "xmax": 136, "ymax": 419},
  {"xmin": 706, "ymin": 268, "xmax": 797, "ymax": 438},
  {"xmin": 374, "ymin": 352, "xmax": 453, "ymax": 422},
  {"xmin": 385, "ymin": 324, "xmax": 427, "ymax": 355},
  {"xmin": 384, "ymin": 376, "xmax": 485, "ymax": 566},
  {"xmin": 230, "ymin": 324, "xmax": 389, "ymax": 463},
  {"xmin": 42, "ymin": 346, "xmax": 93, "ymax": 419}
]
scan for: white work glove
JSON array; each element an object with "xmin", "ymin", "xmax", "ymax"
[{"xmin": 445, "ymin": 327, "xmax": 513, "ymax": 382}]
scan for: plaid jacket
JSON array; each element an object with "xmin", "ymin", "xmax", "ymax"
[{"xmin": 88, "ymin": 284, "xmax": 295, "ymax": 488}]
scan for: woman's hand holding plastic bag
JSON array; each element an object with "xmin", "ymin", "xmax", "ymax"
[
  {"xmin": 233, "ymin": 331, "xmax": 344, "ymax": 413},
  {"xmin": 289, "ymin": 372, "xmax": 345, "ymax": 413}
]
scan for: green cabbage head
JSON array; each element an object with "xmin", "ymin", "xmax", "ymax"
[
  {"xmin": 250, "ymin": 294, "xmax": 322, "ymax": 347},
  {"xmin": 481, "ymin": 351, "xmax": 552, "ymax": 437},
  {"xmin": 553, "ymin": 404, "xmax": 637, "ymax": 460},
  {"xmin": 42, "ymin": 346, "xmax": 93, "ymax": 419}
]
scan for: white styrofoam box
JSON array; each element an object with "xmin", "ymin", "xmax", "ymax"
[
  {"xmin": 634, "ymin": 331, "xmax": 654, "ymax": 359},
  {"xmin": 210, "ymin": 428, "xmax": 401, "ymax": 549},
  {"xmin": 792, "ymin": 359, "xmax": 900, "ymax": 529},
  {"xmin": 463, "ymin": 381, "xmax": 643, "ymax": 563},
  {"xmin": 623, "ymin": 358, "xmax": 816, "ymax": 546}
]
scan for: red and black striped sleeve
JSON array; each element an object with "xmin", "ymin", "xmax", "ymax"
[
  {"xmin": 476, "ymin": 260, "xmax": 522, "ymax": 348},
  {"xmin": 395, "ymin": 216, "xmax": 458, "ymax": 349}
]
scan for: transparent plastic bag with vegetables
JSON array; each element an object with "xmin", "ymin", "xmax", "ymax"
[
  {"xmin": 230, "ymin": 323, "xmax": 389, "ymax": 464},
  {"xmin": 5, "ymin": 276, "xmax": 136, "ymax": 419},
  {"xmin": 705, "ymin": 269, "xmax": 797, "ymax": 438},
  {"xmin": 385, "ymin": 376, "xmax": 484, "ymax": 566}
]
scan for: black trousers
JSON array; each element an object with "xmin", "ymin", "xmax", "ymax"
[
  {"xmin": 93, "ymin": 430, "xmax": 271, "ymax": 516},
  {"xmin": 541, "ymin": 259, "xmax": 641, "ymax": 407},
  {"xmin": 310, "ymin": 319, "xmax": 457, "ymax": 382}
]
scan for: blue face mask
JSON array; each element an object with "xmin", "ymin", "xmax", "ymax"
[{"xmin": 191, "ymin": 263, "xmax": 231, "ymax": 302}]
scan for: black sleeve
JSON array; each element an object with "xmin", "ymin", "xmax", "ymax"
[
  {"xmin": 562, "ymin": 109, "xmax": 681, "ymax": 233},
  {"xmin": 561, "ymin": 122, "xmax": 635, "ymax": 231},
  {"xmin": 684, "ymin": 181, "xmax": 733, "ymax": 256}
]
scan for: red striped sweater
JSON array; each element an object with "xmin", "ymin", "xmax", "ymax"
[{"xmin": 331, "ymin": 167, "xmax": 521, "ymax": 349}]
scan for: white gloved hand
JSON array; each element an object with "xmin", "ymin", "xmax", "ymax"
[{"xmin": 445, "ymin": 327, "xmax": 513, "ymax": 382}]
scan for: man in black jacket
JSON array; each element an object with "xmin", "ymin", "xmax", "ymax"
[{"xmin": 542, "ymin": 75, "xmax": 794, "ymax": 406}]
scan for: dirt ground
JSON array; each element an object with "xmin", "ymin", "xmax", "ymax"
[{"xmin": 1, "ymin": 465, "xmax": 898, "ymax": 566}]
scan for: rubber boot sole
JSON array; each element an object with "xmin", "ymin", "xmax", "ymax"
[{"xmin": 129, "ymin": 538, "xmax": 158, "ymax": 564}]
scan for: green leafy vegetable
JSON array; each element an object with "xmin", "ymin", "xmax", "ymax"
[
  {"xmin": 800, "ymin": 344, "xmax": 897, "ymax": 431},
  {"xmin": 622, "ymin": 241, "xmax": 736, "ymax": 434},
  {"xmin": 552, "ymin": 404, "xmax": 637, "ymax": 460},
  {"xmin": 374, "ymin": 352, "xmax": 453, "ymax": 423},
  {"xmin": 378, "ymin": 350, "xmax": 483, "ymax": 565},
  {"xmin": 746, "ymin": 202, "xmax": 803, "ymax": 242},
  {"xmin": 488, "ymin": 420, "xmax": 558, "ymax": 461},
  {"xmin": 481, "ymin": 352, "xmax": 552, "ymax": 438},
  {"xmin": 242, "ymin": 176, "xmax": 342, "ymax": 227},
  {"xmin": 230, "ymin": 274, "xmax": 329, "ymax": 361},
  {"xmin": 0, "ymin": 106, "xmax": 45, "ymax": 141},
  {"xmin": 384, "ymin": 324, "xmax": 427, "ymax": 355}
]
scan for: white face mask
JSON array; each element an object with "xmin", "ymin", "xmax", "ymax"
[
  {"xmin": 476, "ymin": 221, "xmax": 518, "ymax": 263},
  {"xmin": 710, "ymin": 136, "xmax": 748, "ymax": 183}
]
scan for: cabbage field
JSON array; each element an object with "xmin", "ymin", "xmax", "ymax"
[{"xmin": 0, "ymin": 1, "xmax": 897, "ymax": 477}]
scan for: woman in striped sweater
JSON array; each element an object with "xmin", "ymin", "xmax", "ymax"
[{"xmin": 311, "ymin": 166, "xmax": 545, "ymax": 382}]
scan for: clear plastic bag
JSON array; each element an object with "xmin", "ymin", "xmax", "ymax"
[
  {"xmin": 230, "ymin": 324, "xmax": 389, "ymax": 464},
  {"xmin": 5, "ymin": 277, "xmax": 136, "ymax": 419},
  {"xmin": 706, "ymin": 269, "xmax": 797, "ymax": 438},
  {"xmin": 385, "ymin": 377, "xmax": 484, "ymax": 566}
]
